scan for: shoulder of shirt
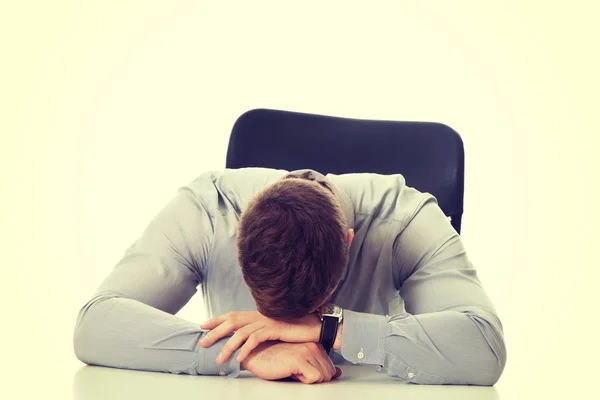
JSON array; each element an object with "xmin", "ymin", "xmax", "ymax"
[
  {"xmin": 327, "ymin": 172, "xmax": 436, "ymax": 226},
  {"xmin": 177, "ymin": 168, "xmax": 290, "ymax": 215},
  {"xmin": 182, "ymin": 167, "xmax": 288, "ymax": 190}
]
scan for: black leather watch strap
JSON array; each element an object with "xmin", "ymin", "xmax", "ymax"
[{"xmin": 319, "ymin": 316, "xmax": 339, "ymax": 354}]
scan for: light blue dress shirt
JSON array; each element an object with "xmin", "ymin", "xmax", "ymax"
[{"xmin": 73, "ymin": 168, "xmax": 506, "ymax": 385}]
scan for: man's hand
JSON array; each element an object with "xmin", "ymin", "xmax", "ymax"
[
  {"xmin": 241, "ymin": 341, "xmax": 342, "ymax": 384},
  {"xmin": 199, "ymin": 311, "xmax": 321, "ymax": 364}
]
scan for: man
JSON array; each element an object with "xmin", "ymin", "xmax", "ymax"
[{"xmin": 73, "ymin": 168, "xmax": 506, "ymax": 385}]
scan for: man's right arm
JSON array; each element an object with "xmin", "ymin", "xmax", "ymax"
[{"xmin": 73, "ymin": 186, "xmax": 241, "ymax": 376}]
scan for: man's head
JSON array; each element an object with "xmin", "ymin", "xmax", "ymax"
[{"xmin": 237, "ymin": 175, "xmax": 353, "ymax": 319}]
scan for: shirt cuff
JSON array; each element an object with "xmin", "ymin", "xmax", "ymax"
[
  {"xmin": 340, "ymin": 310, "xmax": 387, "ymax": 366},
  {"xmin": 198, "ymin": 336, "xmax": 241, "ymax": 378}
]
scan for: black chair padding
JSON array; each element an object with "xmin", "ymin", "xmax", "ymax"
[{"xmin": 226, "ymin": 109, "xmax": 464, "ymax": 233}]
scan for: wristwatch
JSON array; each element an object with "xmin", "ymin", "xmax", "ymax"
[{"xmin": 318, "ymin": 303, "xmax": 343, "ymax": 354}]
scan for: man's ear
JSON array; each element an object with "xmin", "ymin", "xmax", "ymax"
[{"xmin": 347, "ymin": 229, "xmax": 354, "ymax": 248}]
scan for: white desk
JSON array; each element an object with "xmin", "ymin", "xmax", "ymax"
[{"xmin": 72, "ymin": 365, "xmax": 499, "ymax": 400}]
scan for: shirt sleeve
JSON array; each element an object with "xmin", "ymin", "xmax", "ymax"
[
  {"xmin": 339, "ymin": 198, "xmax": 507, "ymax": 385},
  {"xmin": 73, "ymin": 186, "xmax": 241, "ymax": 376}
]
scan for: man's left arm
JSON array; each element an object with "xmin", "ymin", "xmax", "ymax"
[{"xmin": 335, "ymin": 199, "xmax": 507, "ymax": 385}]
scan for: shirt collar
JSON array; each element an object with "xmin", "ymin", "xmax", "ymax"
[{"xmin": 283, "ymin": 169, "xmax": 355, "ymax": 231}]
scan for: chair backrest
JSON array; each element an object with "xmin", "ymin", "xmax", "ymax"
[{"xmin": 226, "ymin": 109, "xmax": 464, "ymax": 233}]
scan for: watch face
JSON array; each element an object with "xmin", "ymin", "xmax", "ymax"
[
  {"xmin": 320, "ymin": 304, "xmax": 343, "ymax": 321},
  {"xmin": 322, "ymin": 304, "xmax": 336, "ymax": 315}
]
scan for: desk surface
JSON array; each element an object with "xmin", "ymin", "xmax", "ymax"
[{"xmin": 72, "ymin": 365, "xmax": 499, "ymax": 400}]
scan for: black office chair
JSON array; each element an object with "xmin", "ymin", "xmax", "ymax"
[{"xmin": 226, "ymin": 109, "xmax": 465, "ymax": 233}]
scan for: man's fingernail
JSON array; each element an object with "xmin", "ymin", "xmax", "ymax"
[{"xmin": 216, "ymin": 353, "xmax": 223, "ymax": 364}]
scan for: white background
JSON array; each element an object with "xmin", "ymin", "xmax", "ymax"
[{"xmin": 2, "ymin": 1, "xmax": 599, "ymax": 398}]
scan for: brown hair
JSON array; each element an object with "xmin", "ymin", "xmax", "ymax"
[{"xmin": 237, "ymin": 176, "xmax": 348, "ymax": 319}]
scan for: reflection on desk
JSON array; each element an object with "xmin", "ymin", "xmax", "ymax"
[{"xmin": 72, "ymin": 365, "xmax": 499, "ymax": 400}]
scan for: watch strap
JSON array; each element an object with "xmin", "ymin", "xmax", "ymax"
[{"xmin": 319, "ymin": 316, "xmax": 339, "ymax": 354}]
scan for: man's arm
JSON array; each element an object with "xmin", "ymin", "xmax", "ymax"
[
  {"xmin": 335, "ymin": 199, "xmax": 506, "ymax": 385},
  {"xmin": 73, "ymin": 187, "xmax": 241, "ymax": 376}
]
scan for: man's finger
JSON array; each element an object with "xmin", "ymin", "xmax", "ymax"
[
  {"xmin": 200, "ymin": 317, "xmax": 225, "ymax": 330},
  {"xmin": 294, "ymin": 366, "xmax": 340, "ymax": 383},
  {"xmin": 307, "ymin": 357, "xmax": 326, "ymax": 383},
  {"xmin": 217, "ymin": 323, "xmax": 262, "ymax": 364},
  {"xmin": 334, "ymin": 367, "xmax": 343, "ymax": 379},
  {"xmin": 236, "ymin": 330, "xmax": 269, "ymax": 363},
  {"xmin": 315, "ymin": 343, "xmax": 336, "ymax": 377},
  {"xmin": 310, "ymin": 353, "xmax": 333, "ymax": 382},
  {"xmin": 199, "ymin": 320, "xmax": 236, "ymax": 347},
  {"xmin": 292, "ymin": 374, "xmax": 311, "ymax": 384},
  {"xmin": 296, "ymin": 361, "xmax": 321, "ymax": 384},
  {"xmin": 201, "ymin": 312, "xmax": 236, "ymax": 329}
]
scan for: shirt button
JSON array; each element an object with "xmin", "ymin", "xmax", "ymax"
[
  {"xmin": 357, "ymin": 351, "xmax": 365, "ymax": 359},
  {"xmin": 408, "ymin": 372, "xmax": 415, "ymax": 379},
  {"xmin": 219, "ymin": 370, "xmax": 225, "ymax": 376}
]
